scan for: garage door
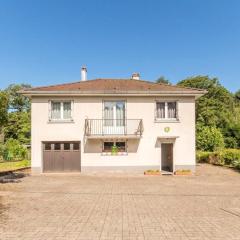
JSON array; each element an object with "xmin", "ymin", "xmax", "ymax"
[{"xmin": 43, "ymin": 142, "xmax": 81, "ymax": 172}]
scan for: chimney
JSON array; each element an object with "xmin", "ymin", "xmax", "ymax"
[
  {"xmin": 81, "ymin": 66, "xmax": 87, "ymax": 81},
  {"xmin": 131, "ymin": 72, "xmax": 140, "ymax": 80}
]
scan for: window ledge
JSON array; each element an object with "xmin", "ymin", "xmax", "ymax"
[
  {"xmin": 48, "ymin": 119, "xmax": 74, "ymax": 124},
  {"xmin": 101, "ymin": 152, "xmax": 128, "ymax": 156},
  {"xmin": 155, "ymin": 119, "xmax": 180, "ymax": 123}
]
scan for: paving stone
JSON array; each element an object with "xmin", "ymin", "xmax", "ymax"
[{"xmin": 0, "ymin": 164, "xmax": 240, "ymax": 239}]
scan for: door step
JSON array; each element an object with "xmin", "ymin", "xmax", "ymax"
[{"xmin": 161, "ymin": 171, "xmax": 173, "ymax": 175}]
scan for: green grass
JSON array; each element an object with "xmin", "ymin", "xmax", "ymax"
[{"xmin": 0, "ymin": 160, "xmax": 30, "ymax": 172}]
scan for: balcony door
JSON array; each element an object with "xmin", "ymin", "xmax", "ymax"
[{"xmin": 103, "ymin": 101, "xmax": 125, "ymax": 135}]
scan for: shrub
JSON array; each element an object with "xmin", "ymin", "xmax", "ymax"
[
  {"xmin": 208, "ymin": 152, "xmax": 224, "ymax": 165},
  {"xmin": 197, "ymin": 126, "xmax": 225, "ymax": 151},
  {"xmin": 196, "ymin": 149, "xmax": 240, "ymax": 168},
  {"xmin": 221, "ymin": 149, "xmax": 240, "ymax": 166},
  {"xmin": 224, "ymin": 137, "xmax": 238, "ymax": 149},
  {"xmin": 3, "ymin": 138, "xmax": 28, "ymax": 161},
  {"xmin": 196, "ymin": 151, "xmax": 212, "ymax": 163},
  {"xmin": 232, "ymin": 159, "xmax": 240, "ymax": 169}
]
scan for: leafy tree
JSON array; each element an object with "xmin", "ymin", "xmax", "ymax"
[
  {"xmin": 3, "ymin": 111, "xmax": 31, "ymax": 145},
  {"xmin": 0, "ymin": 91, "xmax": 9, "ymax": 127},
  {"xmin": 177, "ymin": 76, "xmax": 234, "ymax": 129},
  {"xmin": 177, "ymin": 75, "xmax": 240, "ymax": 150},
  {"xmin": 197, "ymin": 126, "xmax": 225, "ymax": 151},
  {"xmin": 156, "ymin": 76, "xmax": 171, "ymax": 85},
  {"xmin": 178, "ymin": 75, "xmax": 219, "ymax": 89},
  {"xmin": 6, "ymin": 84, "xmax": 31, "ymax": 112},
  {"xmin": 235, "ymin": 89, "xmax": 240, "ymax": 105}
]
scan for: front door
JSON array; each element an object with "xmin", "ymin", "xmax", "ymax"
[
  {"xmin": 103, "ymin": 101, "xmax": 125, "ymax": 135},
  {"xmin": 161, "ymin": 143, "xmax": 173, "ymax": 172}
]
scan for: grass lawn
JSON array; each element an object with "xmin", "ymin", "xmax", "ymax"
[{"xmin": 0, "ymin": 160, "xmax": 30, "ymax": 172}]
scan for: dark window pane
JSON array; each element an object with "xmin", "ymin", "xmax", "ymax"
[
  {"xmin": 54, "ymin": 143, "xmax": 61, "ymax": 150},
  {"xmin": 116, "ymin": 142, "xmax": 126, "ymax": 152},
  {"xmin": 64, "ymin": 143, "xmax": 70, "ymax": 150},
  {"xmin": 103, "ymin": 142, "xmax": 114, "ymax": 152},
  {"xmin": 73, "ymin": 143, "xmax": 80, "ymax": 150},
  {"xmin": 44, "ymin": 143, "xmax": 51, "ymax": 151}
]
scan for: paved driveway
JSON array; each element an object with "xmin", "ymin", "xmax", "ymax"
[{"xmin": 0, "ymin": 164, "xmax": 240, "ymax": 240}]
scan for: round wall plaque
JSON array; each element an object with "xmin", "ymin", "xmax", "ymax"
[{"xmin": 164, "ymin": 127, "xmax": 170, "ymax": 133}]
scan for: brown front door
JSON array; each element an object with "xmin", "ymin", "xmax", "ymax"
[
  {"xmin": 161, "ymin": 143, "xmax": 173, "ymax": 172},
  {"xmin": 43, "ymin": 142, "xmax": 81, "ymax": 172}
]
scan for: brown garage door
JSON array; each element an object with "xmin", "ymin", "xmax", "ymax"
[{"xmin": 43, "ymin": 142, "xmax": 81, "ymax": 172}]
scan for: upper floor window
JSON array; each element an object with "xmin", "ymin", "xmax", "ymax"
[
  {"xmin": 50, "ymin": 101, "xmax": 73, "ymax": 121},
  {"xmin": 156, "ymin": 101, "xmax": 178, "ymax": 120}
]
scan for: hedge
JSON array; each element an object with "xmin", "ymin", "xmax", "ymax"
[{"xmin": 197, "ymin": 149, "xmax": 240, "ymax": 169}]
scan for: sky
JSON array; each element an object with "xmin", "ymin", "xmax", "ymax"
[{"xmin": 0, "ymin": 0, "xmax": 239, "ymax": 92}]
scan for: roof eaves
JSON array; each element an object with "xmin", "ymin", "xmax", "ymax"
[{"xmin": 19, "ymin": 89, "xmax": 207, "ymax": 96}]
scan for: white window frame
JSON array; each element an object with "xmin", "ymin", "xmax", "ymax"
[
  {"xmin": 155, "ymin": 101, "xmax": 179, "ymax": 121},
  {"xmin": 49, "ymin": 100, "xmax": 74, "ymax": 122}
]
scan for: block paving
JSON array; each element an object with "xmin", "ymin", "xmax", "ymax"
[{"xmin": 0, "ymin": 164, "xmax": 240, "ymax": 240}]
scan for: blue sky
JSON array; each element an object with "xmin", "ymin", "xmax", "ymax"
[{"xmin": 0, "ymin": 0, "xmax": 239, "ymax": 92}]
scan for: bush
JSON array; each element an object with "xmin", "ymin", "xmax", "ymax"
[
  {"xmin": 2, "ymin": 138, "xmax": 28, "ymax": 161},
  {"xmin": 196, "ymin": 151, "xmax": 212, "ymax": 163},
  {"xmin": 208, "ymin": 152, "xmax": 224, "ymax": 166},
  {"xmin": 221, "ymin": 149, "xmax": 240, "ymax": 166},
  {"xmin": 197, "ymin": 126, "xmax": 225, "ymax": 151},
  {"xmin": 196, "ymin": 149, "xmax": 240, "ymax": 168},
  {"xmin": 232, "ymin": 159, "xmax": 240, "ymax": 169},
  {"xmin": 224, "ymin": 137, "xmax": 238, "ymax": 149}
]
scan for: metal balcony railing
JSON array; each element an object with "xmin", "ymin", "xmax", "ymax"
[{"xmin": 84, "ymin": 119, "xmax": 143, "ymax": 137}]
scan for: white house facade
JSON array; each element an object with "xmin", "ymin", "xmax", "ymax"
[{"xmin": 21, "ymin": 69, "xmax": 206, "ymax": 174}]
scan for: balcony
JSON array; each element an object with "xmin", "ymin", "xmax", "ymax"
[{"xmin": 84, "ymin": 119, "xmax": 143, "ymax": 139}]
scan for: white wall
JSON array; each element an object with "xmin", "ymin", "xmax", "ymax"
[{"xmin": 31, "ymin": 96, "xmax": 196, "ymax": 172}]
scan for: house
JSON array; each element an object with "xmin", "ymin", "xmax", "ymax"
[{"xmin": 21, "ymin": 67, "xmax": 206, "ymax": 174}]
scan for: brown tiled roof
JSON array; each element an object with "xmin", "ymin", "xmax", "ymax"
[{"xmin": 25, "ymin": 79, "xmax": 205, "ymax": 93}]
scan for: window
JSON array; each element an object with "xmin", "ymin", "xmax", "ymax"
[
  {"xmin": 103, "ymin": 141, "xmax": 126, "ymax": 153},
  {"xmin": 64, "ymin": 143, "xmax": 70, "ymax": 150},
  {"xmin": 116, "ymin": 142, "xmax": 126, "ymax": 152},
  {"xmin": 54, "ymin": 143, "xmax": 61, "ymax": 150},
  {"xmin": 44, "ymin": 143, "xmax": 52, "ymax": 151},
  {"xmin": 50, "ymin": 101, "xmax": 73, "ymax": 121},
  {"xmin": 73, "ymin": 143, "xmax": 80, "ymax": 151},
  {"xmin": 103, "ymin": 142, "xmax": 114, "ymax": 152},
  {"xmin": 156, "ymin": 101, "xmax": 177, "ymax": 120},
  {"xmin": 156, "ymin": 102, "xmax": 165, "ymax": 119},
  {"xmin": 104, "ymin": 101, "xmax": 125, "ymax": 127},
  {"xmin": 167, "ymin": 102, "xmax": 176, "ymax": 119}
]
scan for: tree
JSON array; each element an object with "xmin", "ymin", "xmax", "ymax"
[
  {"xmin": 177, "ymin": 75, "xmax": 220, "ymax": 89},
  {"xmin": 156, "ymin": 76, "xmax": 171, "ymax": 85},
  {"xmin": 235, "ymin": 89, "xmax": 240, "ymax": 105},
  {"xmin": 3, "ymin": 111, "xmax": 31, "ymax": 145},
  {"xmin": 0, "ymin": 91, "xmax": 9, "ymax": 127},
  {"xmin": 6, "ymin": 84, "xmax": 31, "ymax": 112},
  {"xmin": 178, "ymin": 75, "xmax": 240, "ymax": 149},
  {"xmin": 177, "ymin": 76, "xmax": 234, "ymax": 129}
]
